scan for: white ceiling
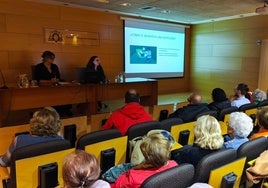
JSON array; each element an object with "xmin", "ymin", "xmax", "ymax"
[{"xmin": 30, "ymin": 0, "xmax": 266, "ymax": 24}]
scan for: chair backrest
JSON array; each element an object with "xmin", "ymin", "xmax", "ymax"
[
  {"xmin": 31, "ymin": 65, "xmax": 36, "ymax": 80},
  {"xmin": 237, "ymin": 137, "xmax": 268, "ymax": 162},
  {"xmin": 218, "ymin": 107, "xmax": 238, "ymax": 121},
  {"xmin": 126, "ymin": 121, "xmax": 161, "ymax": 162},
  {"xmin": 194, "ymin": 148, "xmax": 237, "ymax": 183},
  {"xmin": 90, "ymin": 112, "xmax": 111, "ymax": 132},
  {"xmin": 208, "ymin": 157, "xmax": 246, "ymax": 188},
  {"xmin": 239, "ymin": 103, "xmax": 257, "ymax": 112},
  {"xmin": 64, "ymin": 124, "xmax": 77, "ymax": 148},
  {"xmin": 152, "ymin": 104, "xmax": 174, "ymax": 121},
  {"xmin": 258, "ymin": 99, "xmax": 268, "ymax": 107},
  {"xmin": 237, "ymin": 136, "xmax": 268, "ymax": 164},
  {"xmin": 160, "ymin": 117, "xmax": 183, "ymax": 131},
  {"xmin": 0, "ymin": 124, "xmax": 29, "ymax": 154},
  {"xmin": 10, "ymin": 139, "xmax": 71, "ymax": 188},
  {"xmin": 176, "ymin": 101, "xmax": 189, "ymax": 110},
  {"xmin": 170, "ymin": 121, "xmax": 195, "ymax": 145},
  {"xmin": 15, "ymin": 148, "xmax": 74, "ymax": 188},
  {"xmin": 76, "ymin": 67, "xmax": 86, "ymax": 84},
  {"xmin": 195, "ymin": 110, "xmax": 218, "ymax": 120},
  {"xmin": 141, "ymin": 164, "xmax": 195, "ymax": 188},
  {"xmin": 76, "ymin": 129, "xmax": 121, "ymax": 150},
  {"xmin": 84, "ymin": 136, "xmax": 128, "ymax": 172},
  {"xmin": 237, "ymin": 137, "xmax": 268, "ymax": 186},
  {"xmin": 126, "ymin": 121, "xmax": 161, "ymax": 140}
]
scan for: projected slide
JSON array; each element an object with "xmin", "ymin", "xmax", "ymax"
[
  {"xmin": 130, "ymin": 45, "xmax": 157, "ymax": 64},
  {"xmin": 124, "ymin": 19, "xmax": 186, "ymax": 78}
]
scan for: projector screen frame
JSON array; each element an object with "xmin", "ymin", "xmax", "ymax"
[{"xmin": 122, "ymin": 17, "xmax": 188, "ymax": 79}]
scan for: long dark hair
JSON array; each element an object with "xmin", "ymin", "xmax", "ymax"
[{"xmin": 87, "ymin": 56, "xmax": 98, "ymax": 65}]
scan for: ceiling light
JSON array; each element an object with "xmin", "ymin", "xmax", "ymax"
[
  {"xmin": 120, "ymin": 3, "xmax": 131, "ymax": 7},
  {"xmin": 256, "ymin": 0, "xmax": 268, "ymax": 14}
]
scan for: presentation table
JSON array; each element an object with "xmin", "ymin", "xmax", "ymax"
[{"xmin": 0, "ymin": 78, "xmax": 157, "ymax": 126}]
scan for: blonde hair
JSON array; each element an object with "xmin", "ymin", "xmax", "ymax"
[
  {"xmin": 29, "ymin": 107, "xmax": 61, "ymax": 136},
  {"xmin": 62, "ymin": 150, "xmax": 100, "ymax": 188},
  {"xmin": 137, "ymin": 133, "xmax": 170, "ymax": 169},
  {"xmin": 194, "ymin": 115, "xmax": 223, "ymax": 150}
]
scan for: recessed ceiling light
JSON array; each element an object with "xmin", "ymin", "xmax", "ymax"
[{"xmin": 120, "ymin": 3, "xmax": 131, "ymax": 7}]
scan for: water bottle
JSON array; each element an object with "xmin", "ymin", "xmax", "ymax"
[{"xmin": 118, "ymin": 72, "xmax": 126, "ymax": 83}]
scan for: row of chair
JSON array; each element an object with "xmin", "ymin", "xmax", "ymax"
[
  {"xmin": 154, "ymin": 99, "xmax": 268, "ymax": 123},
  {"xmin": 2, "ymin": 127, "xmax": 267, "ymax": 188},
  {"xmin": 142, "ymin": 136, "xmax": 268, "ymax": 187}
]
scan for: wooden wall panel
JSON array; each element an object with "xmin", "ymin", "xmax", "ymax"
[
  {"xmin": 0, "ymin": 13, "xmax": 5, "ymax": 32},
  {"xmin": 191, "ymin": 16, "xmax": 267, "ymax": 98}
]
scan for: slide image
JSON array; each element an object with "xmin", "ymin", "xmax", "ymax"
[{"xmin": 130, "ymin": 45, "xmax": 157, "ymax": 64}]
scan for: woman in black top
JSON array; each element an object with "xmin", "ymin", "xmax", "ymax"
[
  {"xmin": 86, "ymin": 56, "xmax": 106, "ymax": 83},
  {"xmin": 35, "ymin": 51, "xmax": 60, "ymax": 85},
  {"xmin": 35, "ymin": 51, "xmax": 72, "ymax": 116}
]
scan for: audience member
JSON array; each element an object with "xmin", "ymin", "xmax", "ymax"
[
  {"xmin": 62, "ymin": 150, "xmax": 109, "ymax": 188},
  {"xmin": 251, "ymin": 107, "xmax": 268, "ymax": 139},
  {"xmin": 223, "ymin": 112, "xmax": 253, "ymax": 150},
  {"xmin": 208, "ymin": 88, "xmax": 231, "ymax": 113},
  {"xmin": 0, "ymin": 107, "xmax": 63, "ymax": 167},
  {"xmin": 102, "ymin": 89, "xmax": 152, "ymax": 135},
  {"xmin": 86, "ymin": 56, "xmax": 106, "ymax": 84},
  {"xmin": 231, "ymin": 83, "xmax": 251, "ymax": 108},
  {"xmin": 252, "ymin": 88, "xmax": 267, "ymax": 105},
  {"xmin": 169, "ymin": 92, "xmax": 209, "ymax": 122},
  {"xmin": 35, "ymin": 50, "xmax": 60, "ymax": 85},
  {"xmin": 111, "ymin": 132, "xmax": 177, "ymax": 188},
  {"xmin": 171, "ymin": 115, "xmax": 224, "ymax": 167}
]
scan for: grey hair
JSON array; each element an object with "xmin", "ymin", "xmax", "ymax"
[
  {"xmin": 229, "ymin": 112, "xmax": 253, "ymax": 138},
  {"xmin": 253, "ymin": 89, "xmax": 267, "ymax": 102}
]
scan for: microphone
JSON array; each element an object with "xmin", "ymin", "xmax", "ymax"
[{"xmin": 0, "ymin": 69, "xmax": 8, "ymax": 89}]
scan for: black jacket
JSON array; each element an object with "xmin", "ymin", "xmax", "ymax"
[{"xmin": 169, "ymin": 103, "xmax": 210, "ymax": 123}]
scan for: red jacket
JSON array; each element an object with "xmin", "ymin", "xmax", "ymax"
[
  {"xmin": 111, "ymin": 160, "xmax": 178, "ymax": 188},
  {"xmin": 102, "ymin": 102, "xmax": 152, "ymax": 135}
]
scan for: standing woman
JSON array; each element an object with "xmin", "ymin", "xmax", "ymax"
[
  {"xmin": 35, "ymin": 51, "xmax": 60, "ymax": 85},
  {"xmin": 86, "ymin": 56, "xmax": 106, "ymax": 83}
]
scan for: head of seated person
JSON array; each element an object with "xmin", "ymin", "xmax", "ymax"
[
  {"xmin": 253, "ymin": 89, "xmax": 267, "ymax": 105},
  {"xmin": 251, "ymin": 107, "xmax": 268, "ymax": 139},
  {"xmin": 209, "ymin": 88, "xmax": 231, "ymax": 112},
  {"xmin": 62, "ymin": 150, "xmax": 109, "ymax": 188},
  {"xmin": 211, "ymin": 88, "xmax": 228, "ymax": 102},
  {"xmin": 30, "ymin": 107, "xmax": 61, "ymax": 136},
  {"xmin": 224, "ymin": 112, "xmax": 253, "ymax": 150},
  {"xmin": 187, "ymin": 92, "xmax": 203, "ymax": 105},
  {"xmin": 125, "ymin": 89, "xmax": 140, "ymax": 104}
]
